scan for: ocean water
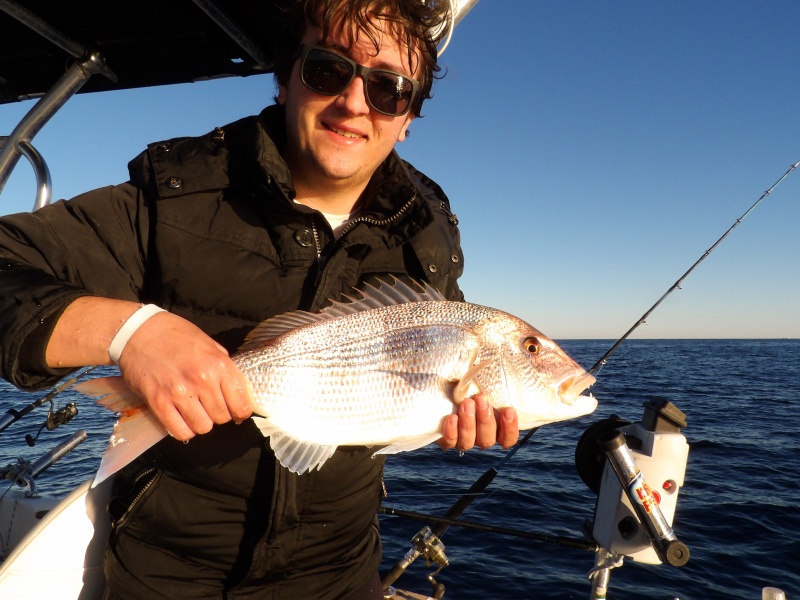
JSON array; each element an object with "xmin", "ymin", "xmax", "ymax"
[
  {"xmin": 1, "ymin": 339, "xmax": 798, "ymax": 599},
  {"xmin": 379, "ymin": 339, "xmax": 800, "ymax": 599}
]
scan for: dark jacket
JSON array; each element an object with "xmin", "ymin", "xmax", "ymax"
[{"xmin": 0, "ymin": 105, "xmax": 464, "ymax": 599}]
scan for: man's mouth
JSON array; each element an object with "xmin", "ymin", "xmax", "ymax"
[{"xmin": 329, "ymin": 125, "xmax": 364, "ymax": 139}]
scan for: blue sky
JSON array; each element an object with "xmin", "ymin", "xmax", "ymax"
[{"xmin": 1, "ymin": 1, "xmax": 798, "ymax": 339}]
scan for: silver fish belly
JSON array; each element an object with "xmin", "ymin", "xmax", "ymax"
[
  {"xmin": 234, "ymin": 279, "xmax": 597, "ymax": 474},
  {"xmin": 76, "ymin": 278, "xmax": 597, "ymax": 483}
]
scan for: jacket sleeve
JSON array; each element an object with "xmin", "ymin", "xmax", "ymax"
[{"xmin": 0, "ymin": 183, "xmax": 148, "ymax": 390}]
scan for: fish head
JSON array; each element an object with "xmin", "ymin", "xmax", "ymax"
[{"xmin": 475, "ymin": 313, "xmax": 597, "ymax": 430}]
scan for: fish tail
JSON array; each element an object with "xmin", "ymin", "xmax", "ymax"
[
  {"xmin": 74, "ymin": 376, "xmax": 140, "ymax": 412},
  {"xmin": 73, "ymin": 376, "xmax": 168, "ymax": 486}
]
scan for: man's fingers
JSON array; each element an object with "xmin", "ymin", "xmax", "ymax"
[
  {"xmin": 119, "ymin": 311, "xmax": 255, "ymax": 436},
  {"xmin": 473, "ymin": 396, "xmax": 496, "ymax": 450},
  {"xmin": 455, "ymin": 398, "xmax": 477, "ymax": 451},
  {"xmin": 220, "ymin": 370, "xmax": 254, "ymax": 423},
  {"xmin": 198, "ymin": 391, "xmax": 234, "ymax": 425},
  {"xmin": 155, "ymin": 401, "xmax": 201, "ymax": 442},
  {"xmin": 438, "ymin": 397, "xmax": 520, "ymax": 452},
  {"xmin": 497, "ymin": 408, "xmax": 519, "ymax": 449}
]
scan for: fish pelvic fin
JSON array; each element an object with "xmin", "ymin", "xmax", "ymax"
[
  {"xmin": 237, "ymin": 277, "xmax": 446, "ymax": 352},
  {"xmin": 73, "ymin": 376, "xmax": 167, "ymax": 487},
  {"xmin": 252, "ymin": 416, "xmax": 337, "ymax": 475}
]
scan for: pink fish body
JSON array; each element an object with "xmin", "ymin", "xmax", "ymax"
[{"xmin": 76, "ymin": 279, "xmax": 596, "ymax": 483}]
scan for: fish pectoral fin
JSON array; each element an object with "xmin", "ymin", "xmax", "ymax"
[
  {"xmin": 253, "ymin": 418, "xmax": 337, "ymax": 475},
  {"xmin": 373, "ymin": 432, "xmax": 443, "ymax": 455},
  {"xmin": 452, "ymin": 358, "xmax": 493, "ymax": 404},
  {"xmin": 73, "ymin": 376, "xmax": 168, "ymax": 487}
]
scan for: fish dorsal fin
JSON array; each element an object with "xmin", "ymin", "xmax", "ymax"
[
  {"xmin": 238, "ymin": 311, "xmax": 321, "ymax": 350},
  {"xmin": 238, "ymin": 277, "xmax": 445, "ymax": 352},
  {"xmin": 326, "ymin": 277, "xmax": 446, "ymax": 315}
]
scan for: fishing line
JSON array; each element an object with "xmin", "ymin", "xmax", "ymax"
[
  {"xmin": 381, "ymin": 159, "xmax": 800, "ymax": 590},
  {"xmin": 379, "ymin": 505, "xmax": 598, "ymax": 552},
  {"xmin": 588, "ymin": 159, "xmax": 800, "ymax": 376},
  {"xmin": 380, "ymin": 428, "xmax": 538, "ymax": 591}
]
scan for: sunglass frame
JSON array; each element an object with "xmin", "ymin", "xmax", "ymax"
[{"xmin": 297, "ymin": 45, "xmax": 419, "ymax": 117}]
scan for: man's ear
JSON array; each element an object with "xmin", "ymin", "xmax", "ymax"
[
  {"xmin": 397, "ymin": 115, "xmax": 415, "ymax": 142},
  {"xmin": 277, "ymin": 82, "xmax": 288, "ymax": 105}
]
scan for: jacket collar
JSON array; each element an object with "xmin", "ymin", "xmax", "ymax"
[
  {"xmin": 129, "ymin": 104, "xmax": 433, "ymax": 232},
  {"xmin": 255, "ymin": 105, "xmax": 424, "ymax": 223}
]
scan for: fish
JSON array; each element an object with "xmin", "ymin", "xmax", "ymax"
[{"xmin": 75, "ymin": 278, "xmax": 597, "ymax": 484}]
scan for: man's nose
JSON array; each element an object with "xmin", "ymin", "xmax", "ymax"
[{"xmin": 335, "ymin": 76, "xmax": 371, "ymax": 115}]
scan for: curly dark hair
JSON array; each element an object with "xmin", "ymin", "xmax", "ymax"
[{"xmin": 271, "ymin": 0, "xmax": 452, "ymax": 116}]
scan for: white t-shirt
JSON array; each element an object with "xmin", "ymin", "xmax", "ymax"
[
  {"xmin": 320, "ymin": 211, "xmax": 353, "ymax": 235},
  {"xmin": 294, "ymin": 201, "xmax": 356, "ymax": 238}
]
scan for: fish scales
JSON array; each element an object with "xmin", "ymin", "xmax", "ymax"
[
  {"xmin": 236, "ymin": 301, "xmax": 484, "ymax": 446},
  {"xmin": 75, "ymin": 278, "xmax": 597, "ymax": 480}
]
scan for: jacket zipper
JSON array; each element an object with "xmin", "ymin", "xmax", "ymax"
[
  {"xmin": 310, "ymin": 218, "xmax": 322, "ymax": 258},
  {"xmin": 124, "ymin": 467, "xmax": 157, "ymax": 518},
  {"xmin": 439, "ymin": 200, "xmax": 459, "ymax": 226},
  {"xmin": 313, "ymin": 193, "xmax": 418, "ymax": 286}
]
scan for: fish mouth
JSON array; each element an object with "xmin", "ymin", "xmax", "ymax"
[{"xmin": 557, "ymin": 372, "xmax": 596, "ymax": 404}]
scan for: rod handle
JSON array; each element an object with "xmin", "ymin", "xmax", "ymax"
[{"xmin": 599, "ymin": 431, "xmax": 690, "ymax": 567}]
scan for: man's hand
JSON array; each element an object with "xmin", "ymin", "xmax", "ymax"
[
  {"xmin": 437, "ymin": 395, "xmax": 519, "ymax": 451},
  {"xmin": 46, "ymin": 297, "xmax": 253, "ymax": 441},
  {"xmin": 118, "ymin": 311, "xmax": 254, "ymax": 440}
]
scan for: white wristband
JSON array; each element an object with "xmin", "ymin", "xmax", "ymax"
[{"xmin": 108, "ymin": 304, "xmax": 166, "ymax": 365}]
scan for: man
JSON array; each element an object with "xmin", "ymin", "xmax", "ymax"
[{"xmin": 0, "ymin": 0, "xmax": 519, "ymax": 598}]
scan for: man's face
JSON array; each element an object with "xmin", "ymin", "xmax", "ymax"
[{"xmin": 278, "ymin": 22, "xmax": 416, "ymax": 201}]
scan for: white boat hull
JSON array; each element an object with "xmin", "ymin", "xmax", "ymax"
[
  {"xmin": 0, "ymin": 480, "xmax": 431, "ymax": 599},
  {"xmin": 0, "ymin": 479, "xmax": 111, "ymax": 599}
]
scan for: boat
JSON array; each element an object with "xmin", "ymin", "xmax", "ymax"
[
  {"xmin": 0, "ymin": 2, "xmax": 789, "ymax": 599},
  {"xmin": 0, "ymin": 379, "xmax": 695, "ymax": 600}
]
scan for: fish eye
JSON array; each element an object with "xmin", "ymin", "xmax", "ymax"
[{"xmin": 523, "ymin": 337, "xmax": 541, "ymax": 354}]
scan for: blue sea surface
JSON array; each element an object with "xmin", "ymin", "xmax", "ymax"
[{"xmin": 1, "ymin": 339, "xmax": 798, "ymax": 599}]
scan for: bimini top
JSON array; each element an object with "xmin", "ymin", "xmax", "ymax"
[
  {"xmin": 0, "ymin": 0, "xmax": 476, "ymax": 105},
  {"xmin": 0, "ymin": 0, "xmax": 284, "ymax": 105},
  {"xmin": 0, "ymin": 0, "xmax": 476, "ymax": 209}
]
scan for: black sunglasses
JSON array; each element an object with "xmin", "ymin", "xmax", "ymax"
[{"xmin": 297, "ymin": 45, "xmax": 419, "ymax": 117}]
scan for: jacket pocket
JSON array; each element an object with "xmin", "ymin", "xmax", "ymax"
[{"xmin": 107, "ymin": 465, "xmax": 161, "ymax": 532}]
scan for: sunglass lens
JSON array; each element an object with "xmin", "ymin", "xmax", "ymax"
[
  {"xmin": 301, "ymin": 47, "xmax": 415, "ymax": 116},
  {"xmin": 366, "ymin": 72, "xmax": 413, "ymax": 116},
  {"xmin": 303, "ymin": 51, "xmax": 353, "ymax": 95}
]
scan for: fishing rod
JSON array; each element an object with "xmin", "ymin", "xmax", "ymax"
[
  {"xmin": 382, "ymin": 159, "xmax": 799, "ymax": 594},
  {"xmin": 380, "ymin": 426, "xmax": 538, "ymax": 592},
  {"xmin": 588, "ymin": 159, "xmax": 800, "ymax": 375},
  {"xmin": 0, "ymin": 375, "xmax": 81, "ymax": 436},
  {"xmin": 0, "ymin": 366, "xmax": 98, "ymax": 439},
  {"xmin": 379, "ymin": 505, "xmax": 597, "ymax": 552}
]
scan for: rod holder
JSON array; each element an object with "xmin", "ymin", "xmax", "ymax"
[{"xmin": 598, "ymin": 431, "xmax": 689, "ymax": 567}]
